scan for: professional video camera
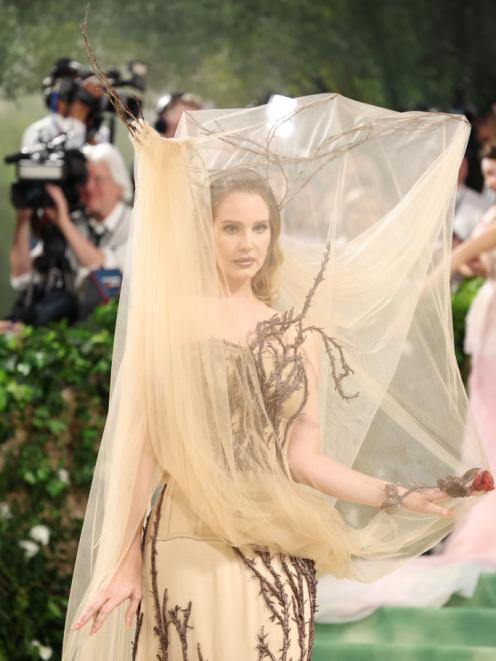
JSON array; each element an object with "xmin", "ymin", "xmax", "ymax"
[
  {"xmin": 84, "ymin": 60, "xmax": 147, "ymax": 118},
  {"xmin": 4, "ymin": 136, "xmax": 88, "ymax": 325},
  {"xmin": 5, "ymin": 135, "xmax": 87, "ymax": 211},
  {"xmin": 3, "ymin": 57, "xmax": 146, "ymax": 326},
  {"xmin": 42, "ymin": 57, "xmax": 148, "ymax": 142}
]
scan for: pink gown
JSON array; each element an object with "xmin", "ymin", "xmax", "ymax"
[{"xmin": 443, "ymin": 210, "xmax": 496, "ymax": 563}]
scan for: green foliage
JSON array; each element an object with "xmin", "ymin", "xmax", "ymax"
[
  {"xmin": 1, "ymin": 0, "xmax": 495, "ymax": 109},
  {"xmin": 0, "ymin": 93, "xmax": 46, "ymax": 317},
  {"xmin": 0, "ymin": 302, "xmax": 117, "ymax": 660},
  {"xmin": 451, "ymin": 276, "xmax": 483, "ymax": 383}
]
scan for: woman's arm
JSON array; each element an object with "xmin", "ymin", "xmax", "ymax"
[
  {"xmin": 451, "ymin": 214, "xmax": 496, "ymax": 273},
  {"xmin": 72, "ymin": 519, "xmax": 144, "ymax": 635},
  {"xmin": 72, "ymin": 423, "xmax": 159, "ymax": 636},
  {"xmin": 287, "ymin": 333, "xmax": 452, "ymax": 517}
]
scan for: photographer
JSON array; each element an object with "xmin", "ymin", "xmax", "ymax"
[
  {"xmin": 154, "ymin": 91, "xmax": 203, "ymax": 138},
  {"xmin": 9, "ymin": 143, "xmax": 132, "ymax": 324},
  {"xmin": 63, "ymin": 142, "xmax": 132, "ymax": 275},
  {"xmin": 22, "ymin": 58, "xmax": 104, "ymax": 150}
]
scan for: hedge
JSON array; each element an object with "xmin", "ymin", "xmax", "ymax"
[
  {"xmin": 0, "ymin": 279, "xmax": 482, "ymax": 660},
  {"xmin": 0, "ymin": 302, "xmax": 117, "ymax": 661}
]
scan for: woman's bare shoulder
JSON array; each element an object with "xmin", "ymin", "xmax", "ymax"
[{"xmin": 254, "ymin": 302, "xmax": 280, "ymax": 322}]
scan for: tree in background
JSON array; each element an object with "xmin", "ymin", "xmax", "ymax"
[
  {"xmin": 1, "ymin": 0, "xmax": 495, "ymax": 312},
  {"xmin": 0, "ymin": 0, "xmax": 495, "ymax": 109}
]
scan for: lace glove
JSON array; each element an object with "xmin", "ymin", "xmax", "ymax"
[{"xmin": 380, "ymin": 467, "xmax": 494, "ymax": 511}]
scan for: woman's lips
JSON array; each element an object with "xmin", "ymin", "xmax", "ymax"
[{"xmin": 233, "ymin": 258, "xmax": 256, "ymax": 267}]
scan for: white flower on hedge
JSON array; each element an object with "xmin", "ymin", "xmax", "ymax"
[
  {"xmin": 31, "ymin": 639, "xmax": 53, "ymax": 660},
  {"xmin": 39, "ymin": 646, "xmax": 53, "ymax": 660},
  {"xmin": 0, "ymin": 502, "xmax": 12, "ymax": 520},
  {"xmin": 19, "ymin": 540, "xmax": 40, "ymax": 559},
  {"xmin": 57, "ymin": 468, "xmax": 70, "ymax": 484},
  {"xmin": 29, "ymin": 524, "xmax": 50, "ymax": 546}
]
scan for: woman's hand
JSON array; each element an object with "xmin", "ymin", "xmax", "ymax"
[
  {"xmin": 400, "ymin": 488, "xmax": 454, "ymax": 517},
  {"xmin": 71, "ymin": 550, "xmax": 143, "ymax": 636}
]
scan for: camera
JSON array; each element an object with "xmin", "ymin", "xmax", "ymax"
[
  {"xmin": 42, "ymin": 58, "xmax": 148, "ymax": 143},
  {"xmin": 86, "ymin": 60, "xmax": 148, "ymax": 119},
  {"xmin": 5, "ymin": 137, "xmax": 88, "ymax": 325},
  {"xmin": 3, "ymin": 58, "xmax": 144, "ymax": 326},
  {"xmin": 5, "ymin": 136, "xmax": 88, "ymax": 211}
]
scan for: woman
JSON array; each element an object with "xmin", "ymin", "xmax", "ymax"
[
  {"xmin": 442, "ymin": 142, "xmax": 496, "ymax": 564},
  {"xmin": 62, "ymin": 89, "xmax": 492, "ymax": 660},
  {"xmin": 452, "ymin": 143, "xmax": 496, "ymax": 455}
]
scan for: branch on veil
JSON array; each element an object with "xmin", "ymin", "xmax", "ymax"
[
  {"xmin": 250, "ymin": 242, "xmax": 359, "ymax": 404},
  {"xmin": 80, "ymin": 6, "xmax": 144, "ymax": 139}
]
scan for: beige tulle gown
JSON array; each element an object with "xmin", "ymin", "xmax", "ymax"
[
  {"xmin": 62, "ymin": 90, "xmax": 492, "ymax": 661},
  {"xmin": 134, "ymin": 338, "xmax": 317, "ymax": 661}
]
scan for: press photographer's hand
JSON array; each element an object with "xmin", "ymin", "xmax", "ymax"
[
  {"xmin": 45, "ymin": 184, "xmax": 71, "ymax": 228},
  {"xmin": 44, "ymin": 183, "xmax": 106, "ymax": 268}
]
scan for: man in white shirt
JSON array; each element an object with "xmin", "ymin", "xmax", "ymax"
[
  {"xmin": 9, "ymin": 143, "xmax": 132, "ymax": 310},
  {"xmin": 22, "ymin": 113, "xmax": 87, "ymax": 151}
]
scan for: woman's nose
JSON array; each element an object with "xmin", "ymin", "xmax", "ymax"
[{"xmin": 238, "ymin": 231, "xmax": 253, "ymax": 250}]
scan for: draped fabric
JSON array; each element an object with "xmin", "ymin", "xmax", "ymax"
[{"xmin": 62, "ymin": 94, "xmax": 488, "ymax": 660}]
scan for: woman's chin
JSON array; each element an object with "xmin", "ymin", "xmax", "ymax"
[{"xmin": 223, "ymin": 271, "xmax": 256, "ymax": 290}]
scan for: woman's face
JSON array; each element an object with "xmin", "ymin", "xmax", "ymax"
[
  {"xmin": 481, "ymin": 157, "xmax": 496, "ymax": 193},
  {"xmin": 213, "ymin": 191, "xmax": 271, "ymax": 290}
]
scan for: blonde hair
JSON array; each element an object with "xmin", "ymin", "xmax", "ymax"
[{"xmin": 210, "ymin": 169, "xmax": 283, "ymax": 305}]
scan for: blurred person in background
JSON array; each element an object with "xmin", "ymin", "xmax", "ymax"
[
  {"xmin": 7, "ymin": 143, "xmax": 132, "ymax": 326},
  {"xmin": 77, "ymin": 142, "xmax": 133, "ymax": 274},
  {"xmin": 453, "ymin": 155, "xmax": 492, "ymax": 242},
  {"xmin": 475, "ymin": 109, "xmax": 496, "ymax": 203},
  {"xmin": 154, "ymin": 91, "xmax": 203, "ymax": 138},
  {"xmin": 475, "ymin": 109, "xmax": 496, "ymax": 151},
  {"xmin": 444, "ymin": 142, "xmax": 496, "ymax": 564},
  {"xmin": 22, "ymin": 57, "xmax": 104, "ymax": 150}
]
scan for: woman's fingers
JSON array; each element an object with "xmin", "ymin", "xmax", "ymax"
[
  {"xmin": 90, "ymin": 600, "xmax": 115, "ymax": 635},
  {"xmin": 424, "ymin": 488, "xmax": 450, "ymax": 503},
  {"xmin": 72, "ymin": 594, "xmax": 109, "ymax": 631},
  {"xmin": 72, "ymin": 589, "xmax": 141, "ymax": 635},
  {"xmin": 403, "ymin": 491, "xmax": 455, "ymax": 517},
  {"xmin": 91, "ymin": 591, "xmax": 142, "ymax": 634},
  {"xmin": 423, "ymin": 500, "xmax": 454, "ymax": 517},
  {"xmin": 417, "ymin": 493, "xmax": 454, "ymax": 517},
  {"xmin": 125, "ymin": 593, "xmax": 142, "ymax": 627}
]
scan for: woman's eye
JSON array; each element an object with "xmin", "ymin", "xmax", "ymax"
[
  {"xmin": 223, "ymin": 224, "xmax": 238, "ymax": 234},
  {"xmin": 254, "ymin": 223, "xmax": 269, "ymax": 233}
]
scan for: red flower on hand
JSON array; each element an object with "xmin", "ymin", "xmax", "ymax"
[{"xmin": 469, "ymin": 469, "xmax": 495, "ymax": 495}]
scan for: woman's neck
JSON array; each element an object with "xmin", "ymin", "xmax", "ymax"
[{"xmin": 223, "ymin": 278, "xmax": 257, "ymax": 301}]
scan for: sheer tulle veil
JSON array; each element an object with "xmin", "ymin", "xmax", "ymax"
[{"xmin": 62, "ymin": 90, "xmax": 489, "ymax": 660}]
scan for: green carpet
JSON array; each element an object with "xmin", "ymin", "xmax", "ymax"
[{"xmin": 312, "ymin": 573, "xmax": 496, "ymax": 661}]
